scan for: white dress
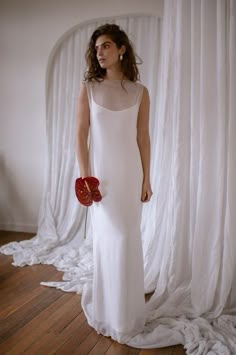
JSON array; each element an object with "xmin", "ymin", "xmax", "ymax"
[{"xmin": 81, "ymin": 79, "xmax": 146, "ymax": 343}]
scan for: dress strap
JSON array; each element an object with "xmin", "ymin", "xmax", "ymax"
[
  {"xmin": 83, "ymin": 81, "xmax": 92, "ymax": 108},
  {"xmin": 136, "ymin": 84, "xmax": 144, "ymax": 107}
]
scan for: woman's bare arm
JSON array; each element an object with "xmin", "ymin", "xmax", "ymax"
[
  {"xmin": 137, "ymin": 86, "xmax": 153, "ymax": 202},
  {"xmin": 75, "ymin": 83, "xmax": 90, "ymax": 177}
]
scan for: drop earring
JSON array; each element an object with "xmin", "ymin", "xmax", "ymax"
[{"xmin": 120, "ymin": 54, "xmax": 123, "ymax": 61}]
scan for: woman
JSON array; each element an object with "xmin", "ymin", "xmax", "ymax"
[{"xmin": 75, "ymin": 23, "xmax": 152, "ymax": 343}]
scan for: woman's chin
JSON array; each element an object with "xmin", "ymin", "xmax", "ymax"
[{"xmin": 99, "ymin": 64, "xmax": 107, "ymax": 69}]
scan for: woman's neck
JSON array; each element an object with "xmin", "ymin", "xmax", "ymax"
[{"xmin": 104, "ymin": 69, "xmax": 125, "ymax": 80}]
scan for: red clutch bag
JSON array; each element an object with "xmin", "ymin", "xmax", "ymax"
[{"xmin": 75, "ymin": 176, "xmax": 102, "ymax": 206}]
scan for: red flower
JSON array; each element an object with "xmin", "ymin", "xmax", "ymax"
[{"xmin": 75, "ymin": 176, "xmax": 102, "ymax": 206}]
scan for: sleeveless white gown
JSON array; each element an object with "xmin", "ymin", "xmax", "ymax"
[{"xmin": 81, "ymin": 79, "xmax": 146, "ymax": 343}]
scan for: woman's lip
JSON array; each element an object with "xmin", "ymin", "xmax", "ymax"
[{"xmin": 98, "ymin": 59, "xmax": 105, "ymax": 62}]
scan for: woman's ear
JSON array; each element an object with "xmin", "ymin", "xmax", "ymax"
[{"xmin": 120, "ymin": 45, "xmax": 126, "ymax": 55}]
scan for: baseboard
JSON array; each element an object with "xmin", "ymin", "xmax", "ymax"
[{"xmin": 0, "ymin": 223, "xmax": 37, "ymax": 234}]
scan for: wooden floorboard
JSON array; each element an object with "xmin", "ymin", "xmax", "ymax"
[{"xmin": 0, "ymin": 231, "xmax": 186, "ymax": 354}]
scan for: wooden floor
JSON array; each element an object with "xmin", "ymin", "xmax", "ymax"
[{"xmin": 0, "ymin": 231, "xmax": 186, "ymax": 355}]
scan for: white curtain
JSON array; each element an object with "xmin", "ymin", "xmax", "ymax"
[{"xmin": 1, "ymin": 2, "xmax": 236, "ymax": 353}]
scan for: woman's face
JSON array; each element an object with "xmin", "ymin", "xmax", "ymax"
[{"xmin": 95, "ymin": 34, "xmax": 124, "ymax": 70}]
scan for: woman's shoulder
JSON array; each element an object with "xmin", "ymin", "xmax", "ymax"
[
  {"xmin": 132, "ymin": 82, "xmax": 149, "ymax": 98},
  {"xmin": 82, "ymin": 79, "xmax": 104, "ymax": 93},
  {"xmin": 136, "ymin": 83, "xmax": 149, "ymax": 99},
  {"xmin": 128, "ymin": 81, "xmax": 148, "ymax": 93},
  {"xmin": 135, "ymin": 81, "xmax": 148, "ymax": 91}
]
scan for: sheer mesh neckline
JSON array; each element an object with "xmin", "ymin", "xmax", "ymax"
[
  {"xmin": 92, "ymin": 99, "xmax": 139, "ymax": 113},
  {"xmin": 88, "ymin": 80, "xmax": 143, "ymax": 112}
]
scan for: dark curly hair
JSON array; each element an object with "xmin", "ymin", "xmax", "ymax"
[{"xmin": 84, "ymin": 23, "xmax": 142, "ymax": 82}]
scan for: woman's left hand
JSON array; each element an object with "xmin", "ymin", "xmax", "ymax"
[{"xmin": 141, "ymin": 180, "xmax": 153, "ymax": 202}]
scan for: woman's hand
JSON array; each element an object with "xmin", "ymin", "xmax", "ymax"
[{"xmin": 141, "ymin": 179, "xmax": 153, "ymax": 202}]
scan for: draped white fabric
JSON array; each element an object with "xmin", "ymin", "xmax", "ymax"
[{"xmin": 1, "ymin": 3, "xmax": 236, "ymax": 353}]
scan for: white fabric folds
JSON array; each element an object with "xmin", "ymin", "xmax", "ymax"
[{"xmin": 1, "ymin": 3, "xmax": 236, "ymax": 354}]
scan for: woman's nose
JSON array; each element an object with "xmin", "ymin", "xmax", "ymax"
[{"xmin": 97, "ymin": 47, "xmax": 103, "ymax": 57}]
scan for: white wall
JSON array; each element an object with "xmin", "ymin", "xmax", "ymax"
[{"xmin": 0, "ymin": 0, "xmax": 163, "ymax": 233}]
